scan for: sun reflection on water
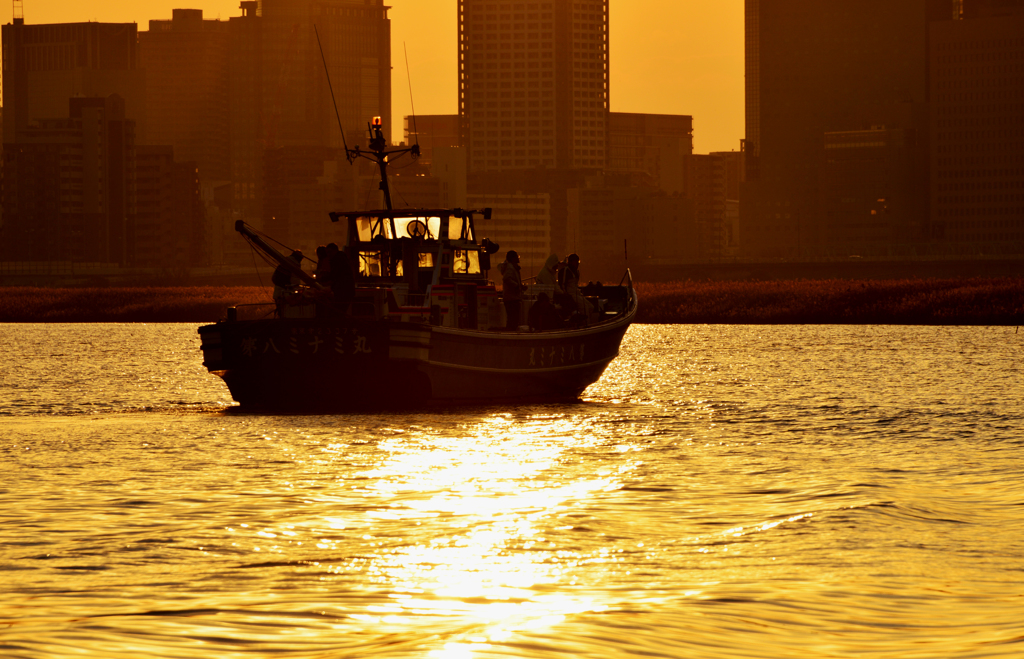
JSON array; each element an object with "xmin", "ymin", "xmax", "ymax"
[{"xmin": 322, "ymin": 412, "xmax": 625, "ymax": 652}]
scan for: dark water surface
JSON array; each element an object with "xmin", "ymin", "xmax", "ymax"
[{"xmin": 2, "ymin": 323, "xmax": 1023, "ymax": 658}]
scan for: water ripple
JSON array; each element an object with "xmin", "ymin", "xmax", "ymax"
[{"xmin": 2, "ymin": 324, "xmax": 1024, "ymax": 657}]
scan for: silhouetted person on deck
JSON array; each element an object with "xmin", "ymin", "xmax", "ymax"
[
  {"xmin": 538, "ymin": 253, "xmax": 574, "ymax": 313},
  {"xmin": 528, "ymin": 292, "xmax": 563, "ymax": 332},
  {"xmin": 536, "ymin": 254, "xmax": 563, "ymax": 290},
  {"xmin": 326, "ymin": 242, "xmax": 355, "ymax": 314},
  {"xmin": 313, "ymin": 245, "xmax": 330, "ymax": 281},
  {"xmin": 560, "ymin": 253, "xmax": 590, "ymax": 317},
  {"xmin": 500, "ymin": 250, "xmax": 524, "ymax": 330}
]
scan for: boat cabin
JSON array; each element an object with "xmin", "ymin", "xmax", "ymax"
[
  {"xmin": 329, "ymin": 207, "xmax": 503, "ymax": 329},
  {"xmin": 332, "ymin": 207, "xmax": 492, "ymax": 289}
]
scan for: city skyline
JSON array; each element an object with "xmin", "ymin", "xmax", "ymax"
[{"xmin": 0, "ymin": 0, "xmax": 744, "ymax": 154}]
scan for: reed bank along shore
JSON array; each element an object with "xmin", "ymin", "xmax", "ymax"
[{"xmin": 1, "ymin": 279, "xmax": 1022, "ymax": 325}]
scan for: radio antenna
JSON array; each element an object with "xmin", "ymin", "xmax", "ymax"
[
  {"xmin": 314, "ymin": 24, "xmax": 352, "ymax": 160},
  {"xmin": 404, "ymin": 42, "xmax": 420, "ymax": 152}
]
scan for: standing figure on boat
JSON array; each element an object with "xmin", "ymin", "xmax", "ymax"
[
  {"xmin": 528, "ymin": 292, "xmax": 564, "ymax": 332},
  {"xmin": 272, "ymin": 250, "xmax": 304, "ymax": 316},
  {"xmin": 537, "ymin": 253, "xmax": 576, "ymax": 314},
  {"xmin": 500, "ymin": 250, "xmax": 525, "ymax": 330},
  {"xmin": 326, "ymin": 242, "xmax": 355, "ymax": 314},
  {"xmin": 536, "ymin": 254, "xmax": 563, "ymax": 290},
  {"xmin": 313, "ymin": 245, "xmax": 331, "ymax": 281},
  {"xmin": 560, "ymin": 253, "xmax": 591, "ymax": 317}
]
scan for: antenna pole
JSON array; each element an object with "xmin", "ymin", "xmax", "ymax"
[
  {"xmin": 314, "ymin": 24, "xmax": 352, "ymax": 159},
  {"xmin": 404, "ymin": 42, "xmax": 420, "ymax": 151}
]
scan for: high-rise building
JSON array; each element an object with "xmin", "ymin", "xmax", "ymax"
[
  {"xmin": 139, "ymin": 10, "xmax": 231, "ymax": 184},
  {"xmin": 929, "ymin": 10, "xmax": 1024, "ymax": 251},
  {"xmin": 568, "ymin": 186, "xmax": 697, "ymax": 281},
  {"xmin": 963, "ymin": 0, "xmax": 1024, "ymax": 17},
  {"xmin": 404, "ymin": 114, "xmax": 461, "ymax": 166},
  {"xmin": 260, "ymin": 0, "xmax": 391, "ymax": 149},
  {"xmin": 458, "ymin": 0, "xmax": 609, "ymax": 172},
  {"xmin": 820, "ymin": 127, "xmax": 918, "ymax": 253},
  {"xmin": 1, "ymin": 21, "xmax": 146, "ymax": 145},
  {"xmin": 134, "ymin": 145, "xmax": 176, "ymax": 266},
  {"xmin": 741, "ymin": 0, "xmax": 955, "ymax": 257},
  {"xmin": 139, "ymin": 4, "xmax": 265, "ymax": 218},
  {"xmin": 228, "ymin": 2, "xmax": 264, "ymax": 218},
  {"xmin": 467, "ymin": 192, "xmax": 552, "ymax": 272},
  {"xmin": 1, "ymin": 95, "xmax": 136, "ymax": 264},
  {"xmin": 135, "ymin": 146, "xmax": 206, "ymax": 268},
  {"xmin": 261, "ymin": 145, "xmax": 344, "ymax": 249},
  {"xmin": 688, "ymin": 150, "xmax": 745, "ymax": 259},
  {"xmin": 606, "ymin": 112, "xmax": 693, "ymax": 194},
  {"xmin": 432, "ymin": 147, "xmax": 469, "ymax": 209}
]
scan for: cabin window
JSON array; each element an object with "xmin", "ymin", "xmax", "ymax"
[
  {"xmin": 377, "ymin": 217, "xmax": 396, "ymax": 240},
  {"xmin": 393, "ymin": 216, "xmax": 442, "ymax": 240},
  {"xmin": 355, "ymin": 217, "xmax": 374, "ymax": 242},
  {"xmin": 394, "ymin": 252, "xmax": 433, "ymax": 278},
  {"xmin": 358, "ymin": 216, "xmax": 395, "ymax": 240},
  {"xmin": 358, "ymin": 250, "xmax": 384, "ymax": 277},
  {"xmin": 446, "ymin": 218, "xmax": 476, "ymax": 242},
  {"xmin": 453, "ymin": 249, "xmax": 481, "ymax": 275}
]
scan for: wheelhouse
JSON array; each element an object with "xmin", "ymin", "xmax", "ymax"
[{"xmin": 330, "ymin": 207, "xmax": 493, "ymax": 290}]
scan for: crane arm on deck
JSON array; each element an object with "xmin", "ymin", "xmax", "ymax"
[{"xmin": 235, "ymin": 221, "xmax": 326, "ymax": 291}]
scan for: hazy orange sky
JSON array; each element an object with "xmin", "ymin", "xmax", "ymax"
[{"xmin": 2, "ymin": 1, "xmax": 743, "ymax": 153}]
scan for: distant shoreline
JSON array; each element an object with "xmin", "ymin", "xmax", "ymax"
[{"xmin": 1, "ymin": 279, "xmax": 1022, "ymax": 325}]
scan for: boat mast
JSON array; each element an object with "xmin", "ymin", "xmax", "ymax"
[
  {"xmin": 348, "ymin": 118, "xmax": 418, "ymax": 212},
  {"xmin": 315, "ymin": 27, "xmax": 416, "ymax": 211}
]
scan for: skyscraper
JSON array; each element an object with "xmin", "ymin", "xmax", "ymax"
[
  {"xmin": 228, "ymin": 1, "xmax": 264, "ymax": 217},
  {"xmin": 963, "ymin": 0, "xmax": 1024, "ymax": 17},
  {"xmin": 606, "ymin": 112, "xmax": 693, "ymax": 194},
  {"xmin": 260, "ymin": 0, "xmax": 391, "ymax": 149},
  {"xmin": 929, "ymin": 9, "xmax": 1024, "ymax": 250},
  {"xmin": 404, "ymin": 114, "xmax": 461, "ymax": 167},
  {"xmin": 135, "ymin": 146, "xmax": 205, "ymax": 268},
  {"xmin": 1, "ymin": 21, "xmax": 146, "ymax": 145},
  {"xmin": 139, "ymin": 9, "xmax": 231, "ymax": 183},
  {"xmin": 1, "ymin": 96, "xmax": 136, "ymax": 264},
  {"xmin": 458, "ymin": 0, "xmax": 609, "ymax": 172},
  {"xmin": 741, "ymin": 0, "xmax": 956, "ymax": 257}
]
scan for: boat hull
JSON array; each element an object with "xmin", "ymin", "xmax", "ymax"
[{"xmin": 198, "ymin": 293, "xmax": 636, "ymax": 411}]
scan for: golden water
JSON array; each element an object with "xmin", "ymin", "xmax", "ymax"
[{"xmin": 2, "ymin": 324, "xmax": 1022, "ymax": 658}]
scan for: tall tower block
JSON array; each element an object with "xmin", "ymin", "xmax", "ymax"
[{"xmin": 459, "ymin": 0, "xmax": 609, "ymax": 172}]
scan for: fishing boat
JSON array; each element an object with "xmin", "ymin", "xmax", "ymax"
[{"xmin": 197, "ymin": 119, "xmax": 637, "ymax": 411}]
